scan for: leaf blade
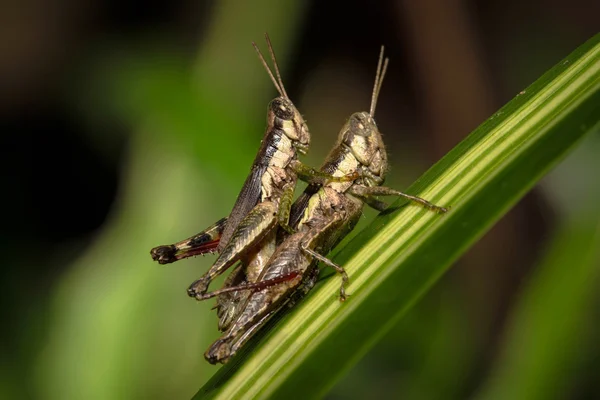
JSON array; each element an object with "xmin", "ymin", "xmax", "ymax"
[{"xmin": 196, "ymin": 33, "xmax": 600, "ymax": 400}]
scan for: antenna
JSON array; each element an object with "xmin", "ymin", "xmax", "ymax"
[
  {"xmin": 264, "ymin": 33, "xmax": 289, "ymax": 99},
  {"xmin": 251, "ymin": 33, "xmax": 289, "ymax": 99},
  {"xmin": 369, "ymin": 46, "xmax": 389, "ymax": 117}
]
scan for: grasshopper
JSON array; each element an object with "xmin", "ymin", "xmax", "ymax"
[
  {"xmin": 150, "ymin": 34, "xmax": 355, "ymax": 328},
  {"xmin": 198, "ymin": 47, "xmax": 448, "ymax": 364}
]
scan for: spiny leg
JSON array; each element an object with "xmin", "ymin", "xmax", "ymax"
[
  {"xmin": 350, "ymin": 185, "xmax": 448, "ymax": 213},
  {"xmin": 192, "ymin": 270, "xmax": 303, "ymax": 301},
  {"xmin": 150, "ymin": 217, "xmax": 227, "ymax": 264}
]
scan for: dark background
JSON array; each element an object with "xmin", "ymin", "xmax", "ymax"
[{"xmin": 1, "ymin": 0, "xmax": 598, "ymax": 398}]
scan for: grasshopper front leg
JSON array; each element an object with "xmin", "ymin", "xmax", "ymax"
[{"xmin": 290, "ymin": 159, "xmax": 360, "ymax": 185}]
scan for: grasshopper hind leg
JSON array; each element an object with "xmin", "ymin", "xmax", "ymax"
[
  {"xmin": 150, "ymin": 244, "xmax": 178, "ymax": 264},
  {"xmin": 218, "ymin": 267, "xmax": 321, "ymax": 364},
  {"xmin": 188, "ymin": 270, "xmax": 303, "ymax": 301},
  {"xmin": 150, "ymin": 218, "xmax": 226, "ymax": 264},
  {"xmin": 187, "ymin": 202, "xmax": 278, "ymax": 299},
  {"xmin": 207, "ymin": 267, "xmax": 321, "ymax": 364},
  {"xmin": 207, "ymin": 307, "xmax": 278, "ymax": 365},
  {"xmin": 215, "ymin": 263, "xmax": 249, "ymax": 332}
]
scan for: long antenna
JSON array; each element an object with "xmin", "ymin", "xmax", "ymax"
[
  {"xmin": 369, "ymin": 46, "xmax": 389, "ymax": 117},
  {"xmin": 251, "ymin": 33, "xmax": 290, "ymax": 99},
  {"xmin": 264, "ymin": 33, "xmax": 289, "ymax": 99},
  {"xmin": 252, "ymin": 41, "xmax": 283, "ymax": 97}
]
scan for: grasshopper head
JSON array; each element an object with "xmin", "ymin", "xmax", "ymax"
[
  {"xmin": 342, "ymin": 46, "xmax": 390, "ymax": 186},
  {"xmin": 342, "ymin": 111, "xmax": 388, "ymax": 186},
  {"xmin": 268, "ymin": 96, "xmax": 310, "ymax": 153},
  {"xmin": 254, "ymin": 35, "xmax": 310, "ymax": 155}
]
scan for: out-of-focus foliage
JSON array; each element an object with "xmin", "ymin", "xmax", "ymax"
[{"xmin": 33, "ymin": 1, "xmax": 306, "ymax": 398}]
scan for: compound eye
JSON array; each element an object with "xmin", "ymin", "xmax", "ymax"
[
  {"xmin": 271, "ymin": 98, "xmax": 294, "ymax": 120},
  {"xmin": 352, "ymin": 117, "xmax": 370, "ymax": 137}
]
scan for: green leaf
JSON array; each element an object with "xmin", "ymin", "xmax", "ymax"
[{"xmin": 196, "ymin": 34, "xmax": 600, "ymax": 399}]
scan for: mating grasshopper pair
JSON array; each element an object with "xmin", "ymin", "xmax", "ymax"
[{"xmin": 150, "ymin": 35, "xmax": 447, "ymax": 364}]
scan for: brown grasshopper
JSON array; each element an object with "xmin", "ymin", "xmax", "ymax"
[
  {"xmin": 198, "ymin": 47, "xmax": 448, "ymax": 364},
  {"xmin": 150, "ymin": 34, "xmax": 355, "ymax": 328}
]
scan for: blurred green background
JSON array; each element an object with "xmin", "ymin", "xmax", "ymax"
[{"xmin": 1, "ymin": 0, "xmax": 598, "ymax": 399}]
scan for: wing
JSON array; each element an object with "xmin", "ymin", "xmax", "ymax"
[{"xmin": 218, "ymin": 163, "xmax": 266, "ymax": 253}]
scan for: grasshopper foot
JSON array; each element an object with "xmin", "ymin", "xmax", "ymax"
[
  {"xmin": 187, "ymin": 278, "xmax": 210, "ymax": 299},
  {"xmin": 339, "ymin": 291, "xmax": 350, "ymax": 302}
]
